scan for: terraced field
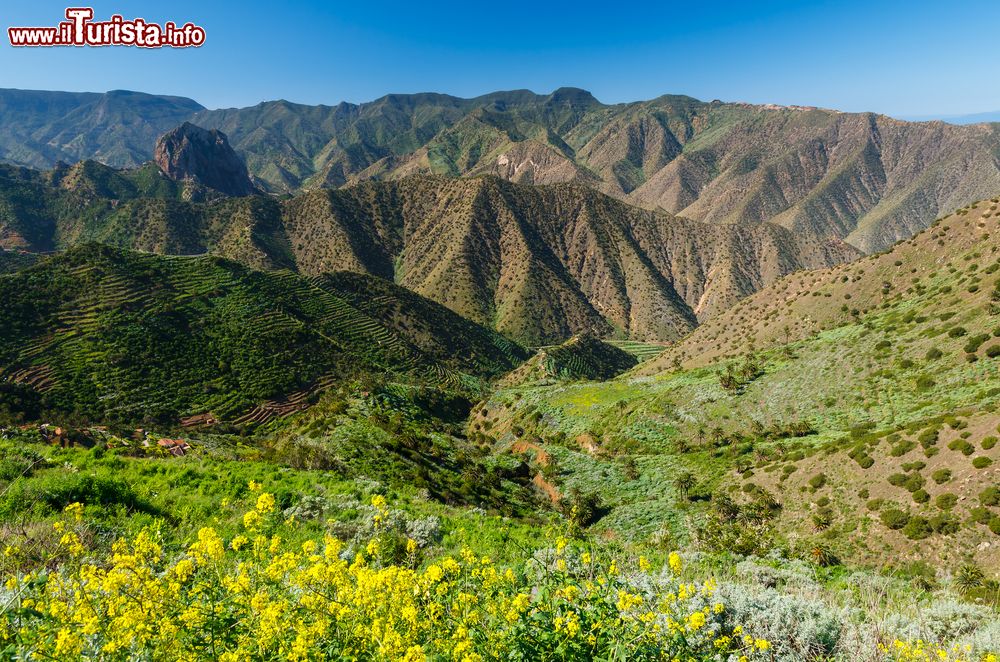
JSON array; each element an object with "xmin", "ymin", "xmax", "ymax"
[{"xmin": 0, "ymin": 244, "xmax": 526, "ymax": 427}]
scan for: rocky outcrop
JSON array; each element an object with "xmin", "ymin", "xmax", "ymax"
[{"xmin": 154, "ymin": 123, "xmax": 256, "ymax": 196}]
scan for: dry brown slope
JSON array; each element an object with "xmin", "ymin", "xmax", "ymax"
[
  {"xmin": 280, "ymin": 176, "xmax": 859, "ymax": 345},
  {"xmin": 644, "ymin": 195, "xmax": 1000, "ymax": 373}
]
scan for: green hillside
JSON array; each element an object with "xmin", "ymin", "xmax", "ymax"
[
  {"xmin": 0, "ymin": 244, "xmax": 526, "ymax": 427},
  {"xmin": 474, "ymin": 197, "xmax": 1000, "ymax": 571}
]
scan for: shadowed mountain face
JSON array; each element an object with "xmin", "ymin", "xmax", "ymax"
[
  {"xmin": 0, "ymin": 162, "xmax": 859, "ymax": 345},
  {"xmin": 2, "ymin": 88, "xmax": 1000, "ymax": 253},
  {"xmin": 154, "ymin": 123, "xmax": 257, "ymax": 197}
]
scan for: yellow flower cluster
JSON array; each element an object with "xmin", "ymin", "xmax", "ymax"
[
  {"xmin": 1, "ymin": 495, "xmax": 774, "ymax": 661},
  {"xmin": 884, "ymin": 639, "xmax": 997, "ymax": 662}
]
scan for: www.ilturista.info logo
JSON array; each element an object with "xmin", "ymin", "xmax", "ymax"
[{"xmin": 8, "ymin": 8, "xmax": 205, "ymax": 48}]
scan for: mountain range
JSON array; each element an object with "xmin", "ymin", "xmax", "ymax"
[
  {"xmin": 3, "ymin": 87, "xmax": 1000, "ymax": 255},
  {"xmin": 0, "ymin": 160, "xmax": 857, "ymax": 344}
]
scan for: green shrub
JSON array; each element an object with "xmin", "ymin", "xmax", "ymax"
[
  {"xmin": 890, "ymin": 440, "xmax": 916, "ymax": 457},
  {"xmin": 935, "ymin": 493, "xmax": 958, "ymax": 510},
  {"xmin": 902, "ymin": 516, "xmax": 931, "ymax": 540},
  {"xmin": 948, "ymin": 327, "xmax": 967, "ymax": 338},
  {"xmin": 979, "ymin": 487, "xmax": 1000, "ymax": 507},
  {"xmin": 887, "ymin": 473, "xmax": 908, "ymax": 488},
  {"xmin": 969, "ymin": 507, "xmax": 993, "ymax": 525},
  {"xmin": 929, "ymin": 514, "xmax": 959, "ymax": 535},
  {"xmin": 925, "ymin": 348, "xmax": 943, "ymax": 360},
  {"xmin": 912, "ymin": 489, "xmax": 930, "ymax": 504},
  {"xmin": 931, "ymin": 469, "xmax": 952, "ymax": 484},
  {"xmin": 881, "ymin": 508, "xmax": 910, "ymax": 530},
  {"xmin": 915, "ymin": 375, "xmax": 936, "ymax": 390},
  {"xmin": 990, "ymin": 517, "xmax": 1000, "ymax": 536},
  {"xmin": 982, "ymin": 436, "xmax": 998, "ymax": 450},
  {"xmin": 973, "ymin": 456, "xmax": 993, "ymax": 469},
  {"xmin": 918, "ymin": 428, "xmax": 939, "ymax": 444},
  {"xmin": 986, "ymin": 344, "xmax": 1000, "ymax": 358},
  {"xmin": 808, "ymin": 473, "xmax": 827, "ymax": 489},
  {"xmin": 904, "ymin": 473, "xmax": 925, "ymax": 492},
  {"xmin": 964, "ymin": 334, "xmax": 990, "ymax": 353},
  {"xmin": 948, "ymin": 439, "xmax": 975, "ymax": 456}
]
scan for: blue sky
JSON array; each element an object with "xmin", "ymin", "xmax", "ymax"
[{"xmin": 1, "ymin": 0, "xmax": 999, "ymax": 116}]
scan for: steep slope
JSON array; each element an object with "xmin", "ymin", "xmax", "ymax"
[
  {"xmin": 193, "ymin": 91, "xmax": 1000, "ymax": 253},
  {"xmin": 5, "ymin": 88, "xmax": 1000, "ymax": 253},
  {"xmin": 475, "ymin": 195, "xmax": 1000, "ymax": 569},
  {"xmin": 0, "ymin": 165, "xmax": 858, "ymax": 345},
  {"xmin": 278, "ymin": 177, "xmax": 859, "ymax": 344},
  {"xmin": 154, "ymin": 123, "xmax": 257, "ymax": 196},
  {"xmin": 0, "ymin": 244, "xmax": 527, "ymax": 426},
  {"xmin": 643, "ymin": 196, "xmax": 1000, "ymax": 371}
]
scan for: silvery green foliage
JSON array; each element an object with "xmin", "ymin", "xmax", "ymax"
[
  {"xmin": 405, "ymin": 516, "xmax": 442, "ymax": 548},
  {"xmin": 953, "ymin": 618, "xmax": 1000, "ymax": 656},
  {"xmin": 282, "ymin": 495, "xmax": 332, "ymax": 521},
  {"xmin": 717, "ymin": 582, "xmax": 847, "ymax": 661},
  {"xmin": 735, "ymin": 557, "xmax": 818, "ymax": 590},
  {"xmin": 884, "ymin": 598, "xmax": 991, "ymax": 645}
]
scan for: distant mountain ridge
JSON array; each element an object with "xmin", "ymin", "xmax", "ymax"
[
  {"xmin": 3, "ymin": 87, "xmax": 1000, "ymax": 253},
  {"xmin": 0, "ymin": 89, "xmax": 204, "ymax": 169}
]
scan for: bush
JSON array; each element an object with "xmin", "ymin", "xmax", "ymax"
[
  {"xmin": 948, "ymin": 327, "xmax": 967, "ymax": 338},
  {"xmin": 929, "ymin": 514, "xmax": 960, "ymax": 535},
  {"xmin": 925, "ymin": 348, "xmax": 943, "ymax": 360},
  {"xmin": 912, "ymin": 489, "xmax": 930, "ymax": 504},
  {"xmin": 888, "ymin": 473, "xmax": 909, "ymax": 488},
  {"xmin": 982, "ymin": 436, "xmax": 998, "ymax": 450},
  {"xmin": 964, "ymin": 334, "xmax": 990, "ymax": 354},
  {"xmin": 915, "ymin": 375, "xmax": 936, "ymax": 390},
  {"xmin": 881, "ymin": 508, "xmax": 910, "ymax": 530},
  {"xmin": 990, "ymin": 517, "xmax": 1000, "ymax": 536},
  {"xmin": 890, "ymin": 440, "xmax": 916, "ymax": 456},
  {"xmin": 808, "ymin": 473, "xmax": 827, "ymax": 489},
  {"xmin": 903, "ymin": 473, "xmax": 925, "ymax": 492},
  {"xmin": 972, "ymin": 456, "xmax": 993, "ymax": 469},
  {"xmin": 986, "ymin": 344, "xmax": 1000, "ymax": 358},
  {"xmin": 931, "ymin": 469, "xmax": 952, "ymax": 484},
  {"xmin": 717, "ymin": 583, "xmax": 845, "ymax": 660},
  {"xmin": 948, "ymin": 439, "xmax": 975, "ymax": 456},
  {"xmin": 902, "ymin": 516, "xmax": 931, "ymax": 540},
  {"xmin": 968, "ymin": 507, "xmax": 993, "ymax": 525},
  {"xmin": 980, "ymin": 487, "xmax": 1000, "ymax": 507},
  {"xmin": 0, "ymin": 474, "xmax": 152, "ymax": 519},
  {"xmin": 935, "ymin": 493, "xmax": 958, "ymax": 510}
]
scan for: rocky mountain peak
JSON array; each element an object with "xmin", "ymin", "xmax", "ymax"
[{"xmin": 154, "ymin": 122, "xmax": 256, "ymax": 196}]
